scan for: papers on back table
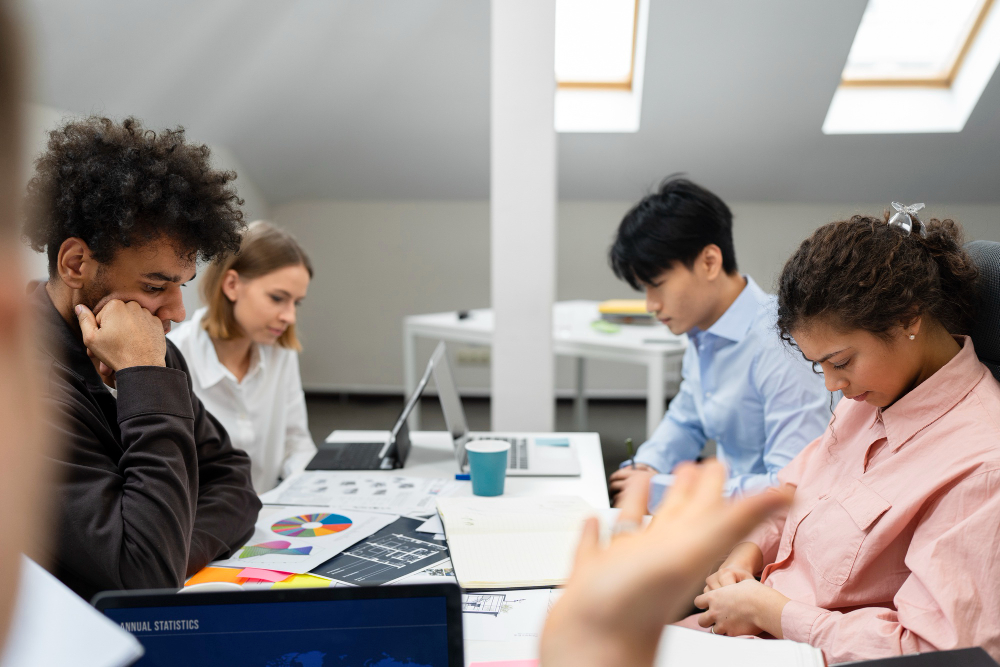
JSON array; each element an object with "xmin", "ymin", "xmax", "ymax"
[
  {"xmin": 261, "ymin": 471, "xmax": 460, "ymax": 517},
  {"xmin": 211, "ymin": 505, "xmax": 396, "ymax": 574}
]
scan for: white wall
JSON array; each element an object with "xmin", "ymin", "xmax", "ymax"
[{"xmin": 274, "ymin": 198, "xmax": 1000, "ymax": 396}]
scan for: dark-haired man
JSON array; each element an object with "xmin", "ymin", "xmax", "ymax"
[
  {"xmin": 608, "ymin": 177, "xmax": 833, "ymax": 508},
  {"xmin": 24, "ymin": 116, "xmax": 260, "ymax": 599}
]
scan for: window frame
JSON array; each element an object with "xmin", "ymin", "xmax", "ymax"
[
  {"xmin": 840, "ymin": 0, "xmax": 995, "ymax": 88},
  {"xmin": 556, "ymin": 0, "xmax": 640, "ymax": 91}
]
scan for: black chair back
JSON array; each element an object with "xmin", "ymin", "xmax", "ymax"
[{"xmin": 966, "ymin": 240, "xmax": 1000, "ymax": 382}]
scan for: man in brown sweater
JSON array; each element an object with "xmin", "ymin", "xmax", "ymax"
[{"xmin": 23, "ymin": 116, "xmax": 261, "ymax": 600}]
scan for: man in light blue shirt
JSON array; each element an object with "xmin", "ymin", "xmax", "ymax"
[{"xmin": 608, "ymin": 177, "xmax": 833, "ymax": 507}]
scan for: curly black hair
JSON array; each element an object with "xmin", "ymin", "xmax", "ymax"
[
  {"xmin": 23, "ymin": 116, "xmax": 246, "ymax": 274},
  {"xmin": 777, "ymin": 212, "xmax": 979, "ymax": 343}
]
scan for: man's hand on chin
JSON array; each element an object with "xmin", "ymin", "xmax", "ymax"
[{"xmin": 76, "ymin": 300, "xmax": 167, "ymax": 372}]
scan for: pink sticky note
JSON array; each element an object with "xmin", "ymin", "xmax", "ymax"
[
  {"xmin": 237, "ymin": 568, "xmax": 293, "ymax": 583},
  {"xmin": 469, "ymin": 661, "xmax": 538, "ymax": 667}
]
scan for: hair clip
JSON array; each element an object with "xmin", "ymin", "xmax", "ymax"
[{"xmin": 888, "ymin": 202, "xmax": 926, "ymax": 237}]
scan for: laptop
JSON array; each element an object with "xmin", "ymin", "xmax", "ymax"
[
  {"xmin": 430, "ymin": 342, "xmax": 582, "ymax": 477},
  {"xmin": 305, "ymin": 351, "xmax": 435, "ymax": 471},
  {"xmin": 93, "ymin": 583, "xmax": 464, "ymax": 667}
]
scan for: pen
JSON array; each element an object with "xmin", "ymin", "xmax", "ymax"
[
  {"xmin": 625, "ymin": 438, "xmax": 635, "ymax": 469},
  {"xmin": 455, "ymin": 473, "xmax": 471, "ymax": 481}
]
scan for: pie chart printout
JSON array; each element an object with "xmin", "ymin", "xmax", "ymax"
[{"xmin": 271, "ymin": 513, "xmax": 354, "ymax": 538}]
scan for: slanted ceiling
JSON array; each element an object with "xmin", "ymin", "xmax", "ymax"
[{"xmin": 24, "ymin": 0, "xmax": 1000, "ymax": 205}]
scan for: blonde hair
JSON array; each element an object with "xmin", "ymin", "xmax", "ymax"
[{"xmin": 201, "ymin": 220, "xmax": 313, "ymax": 350}]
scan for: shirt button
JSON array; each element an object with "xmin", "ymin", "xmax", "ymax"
[{"xmin": 705, "ymin": 392, "xmax": 713, "ymax": 399}]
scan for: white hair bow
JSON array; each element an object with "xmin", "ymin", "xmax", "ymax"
[{"xmin": 888, "ymin": 202, "xmax": 926, "ymax": 237}]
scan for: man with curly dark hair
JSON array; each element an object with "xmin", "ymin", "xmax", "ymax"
[{"xmin": 23, "ymin": 115, "xmax": 261, "ymax": 599}]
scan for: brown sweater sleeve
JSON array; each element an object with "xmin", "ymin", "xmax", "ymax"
[{"xmin": 48, "ymin": 343, "xmax": 259, "ymax": 599}]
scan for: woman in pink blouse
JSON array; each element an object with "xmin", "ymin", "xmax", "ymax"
[{"xmin": 691, "ymin": 212, "xmax": 1000, "ymax": 663}]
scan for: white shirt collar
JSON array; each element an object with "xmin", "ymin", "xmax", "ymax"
[{"xmin": 187, "ymin": 307, "xmax": 266, "ymax": 388}]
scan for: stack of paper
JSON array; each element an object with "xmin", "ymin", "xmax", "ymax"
[{"xmin": 436, "ymin": 495, "xmax": 595, "ymax": 589}]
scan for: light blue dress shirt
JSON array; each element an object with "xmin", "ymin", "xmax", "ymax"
[{"xmin": 629, "ymin": 275, "xmax": 835, "ymax": 506}]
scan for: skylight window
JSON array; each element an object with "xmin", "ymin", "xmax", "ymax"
[
  {"xmin": 823, "ymin": 0, "xmax": 1000, "ymax": 133},
  {"xmin": 554, "ymin": 0, "xmax": 649, "ymax": 133},
  {"xmin": 842, "ymin": 0, "xmax": 991, "ymax": 87},
  {"xmin": 555, "ymin": 0, "xmax": 638, "ymax": 89}
]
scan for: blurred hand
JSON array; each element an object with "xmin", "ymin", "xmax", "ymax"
[
  {"xmin": 540, "ymin": 461, "xmax": 790, "ymax": 667},
  {"xmin": 609, "ymin": 464, "xmax": 657, "ymax": 505},
  {"xmin": 76, "ymin": 300, "xmax": 166, "ymax": 372}
]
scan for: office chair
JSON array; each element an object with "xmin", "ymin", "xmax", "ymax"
[{"xmin": 965, "ymin": 240, "xmax": 1000, "ymax": 382}]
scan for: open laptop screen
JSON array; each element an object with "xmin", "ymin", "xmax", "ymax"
[
  {"xmin": 429, "ymin": 343, "xmax": 470, "ymax": 470},
  {"xmin": 94, "ymin": 584, "xmax": 463, "ymax": 667}
]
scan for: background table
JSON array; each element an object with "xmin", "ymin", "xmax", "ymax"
[{"xmin": 403, "ymin": 300, "xmax": 687, "ymax": 438}]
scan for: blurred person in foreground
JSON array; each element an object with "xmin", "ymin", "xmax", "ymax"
[
  {"xmin": 0, "ymin": 0, "xmax": 53, "ymax": 651},
  {"xmin": 23, "ymin": 115, "xmax": 260, "ymax": 600},
  {"xmin": 541, "ymin": 461, "xmax": 788, "ymax": 667}
]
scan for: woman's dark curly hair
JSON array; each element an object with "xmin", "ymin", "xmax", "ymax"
[
  {"xmin": 23, "ymin": 116, "xmax": 245, "ymax": 274},
  {"xmin": 777, "ymin": 213, "xmax": 979, "ymax": 344}
]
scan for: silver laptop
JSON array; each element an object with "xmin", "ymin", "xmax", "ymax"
[
  {"xmin": 306, "ymin": 351, "xmax": 433, "ymax": 471},
  {"xmin": 429, "ymin": 342, "xmax": 582, "ymax": 477}
]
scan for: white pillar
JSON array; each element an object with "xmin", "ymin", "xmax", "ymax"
[{"xmin": 490, "ymin": 0, "xmax": 557, "ymax": 432}]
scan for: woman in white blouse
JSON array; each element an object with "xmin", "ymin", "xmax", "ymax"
[{"xmin": 169, "ymin": 220, "xmax": 316, "ymax": 493}]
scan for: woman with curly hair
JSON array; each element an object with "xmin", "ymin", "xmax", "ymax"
[
  {"xmin": 169, "ymin": 221, "xmax": 316, "ymax": 493},
  {"xmin": 692, "ymin": 211, "xmax": 1000, "ymax": 663},
  {"xmin": 23, "ymin": 115, "xmax": 260, "ymax": 600}
]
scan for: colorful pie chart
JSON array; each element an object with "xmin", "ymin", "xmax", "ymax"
[{"xmin": 271, "ymin": 513, "xmax": 353, "ymax": 538}]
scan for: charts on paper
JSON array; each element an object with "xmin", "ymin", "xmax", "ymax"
[
  {"xmin": 312, "ymin": 516, "xmax": 450, "ymax": 586},
  {"xmin": 266, "ymin": 472, "xmax": 459, "ymax": 517},
  {"xmin": 211, "ymin": 505, "xmax": 396, "ymax": 574}
]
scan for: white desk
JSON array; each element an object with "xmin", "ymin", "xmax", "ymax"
[
  {"xmin": 403, "ymin": 300, "xmax": 687, "ymax": 438},
  {"xmin": 302, "ymin": 430, "xmax": 611, "ymax": 510},
  {"xmin": 271, "ymin": 430, "xmax": 610, "ymax": 666}
]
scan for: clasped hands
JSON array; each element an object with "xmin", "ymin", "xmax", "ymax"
[
  {"xmin": 692, "ymin": 534, "xmax": 791, "ymax": 638},
  {"xmin": 75, "ymin": 300, "xmax": 167, "ymax": 384}
]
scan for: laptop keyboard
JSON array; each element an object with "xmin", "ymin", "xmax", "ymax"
[
  {"xmin": 330, "ymin": 442, "xmax": 385, "ymax": 469},
  {"xmin": 470, "ymin": 436, "xmax": 529, "ymax": 470}
]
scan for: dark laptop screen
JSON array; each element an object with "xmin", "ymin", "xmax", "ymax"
[{"xmin": 102, "ymin": 593, "xmax": 452, "ymax": 667}]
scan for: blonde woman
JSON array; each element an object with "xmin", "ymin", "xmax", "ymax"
[{"xmin": 169, "ymin": 221, "xmax": 316, "ymax": 493}]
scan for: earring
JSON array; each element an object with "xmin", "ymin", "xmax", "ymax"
[{"xmin": 909, "ymin": 334, "xmax": 916, "ymax": 340}]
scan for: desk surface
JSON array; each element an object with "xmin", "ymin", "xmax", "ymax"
[
  {"xmin": 318, "ymin": 430, "xmax": 610, "ymax": 510},
  {"xmin": 302, "ymin": 429, "xmax": 609, "ymax": 665}
]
